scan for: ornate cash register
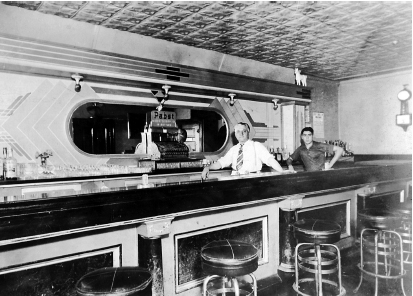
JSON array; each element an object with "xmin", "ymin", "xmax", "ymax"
[{"xmin": 135, "ymin": 110, "xmax": 203, "ymax": 171}]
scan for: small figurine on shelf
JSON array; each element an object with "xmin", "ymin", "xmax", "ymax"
[
  {"xmin": 294, "ymin": 68, "xmax": 307, "ymax": 86},
  {"xmin": 35, "ymin": 149, "xmax": 53, "ymax": 167}
]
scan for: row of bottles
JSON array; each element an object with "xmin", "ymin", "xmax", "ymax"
[
  {"xmin": 269, "ymin": 146, "xmax": 290, "ymax": 166},
  {"xmin": 324, "ymin": 140, "xmax": 354, "ymax": 157},
  {"xmin": 0, "ymin": 148, "xmax": 17, "ymax": 180}
]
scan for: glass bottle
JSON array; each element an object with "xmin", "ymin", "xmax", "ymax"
[
  {"xmin": 281, "ymin": 145, "xmax": 290, "ymax": 161},
  {"xmin": 5, "ymin": 148, "xmax": 17, "ymax": 180},
  {"xmin": 276, "ymin": 147, "xmax": 282, "ymax": 162},
  {"xmin": 2, "ymin": 148, "xmax": 7, "ymax": 179},
  {"xmin": 324, "ymin": 151, "xmax": 330, "ymax": 170},
  {"xmin": 0, "ymin": 148, "xmax": 3, "ymax": 180},
  {"xmin": 269, "ymin": 146, "xmax": 274, "ymax": 158}
]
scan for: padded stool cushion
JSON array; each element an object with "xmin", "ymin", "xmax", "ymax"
[
  {"xmin": 392, "ymin": 206, "xmax": 412, "ymax": 222},
  {"xmin": 358, "ymin": 208, "xmax": 399, "ymax": 230},
  {"xmin": 293, "ymin": 219, "xmax": 341, "ymax": 244},
  {"xmin": 201, "ymin": 240, "xmax": 258, "ymax": 277},
  {"xmin": 75, "ymin": 267, "xmax": 152, "ymax": 296}
]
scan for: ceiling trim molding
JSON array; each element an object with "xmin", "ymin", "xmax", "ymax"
[{"xmin": 0, "ymin": 34, "xmax": 311, "ymax": 104}]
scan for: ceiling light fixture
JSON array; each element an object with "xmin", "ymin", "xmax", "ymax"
[
  {"xmin": 71, "ymin": 74, "xmax": 83, "ymax": 92},
  {"xmin": 272, "ymin": 99, "xmax": 279, "ymax": 110},
  {"xmin": 156, "ymin": 85, "xmax": 171, "ymax": 112},
  {"xmin": 228, "ymin": 93, "xmax": 236, "ymax": 106},
  {"xmin": 396, "ymin": 85, "xmax": 412, "ymax": 131}
]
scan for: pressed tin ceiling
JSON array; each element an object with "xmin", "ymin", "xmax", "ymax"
[{"xmin": 2, "ymin": 1, "xmax": 412, "ymax": 81}]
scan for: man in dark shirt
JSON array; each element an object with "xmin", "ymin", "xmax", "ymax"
[{"xmin": 286, "ymin": 127, "xmax": 343, "ymax": 172}]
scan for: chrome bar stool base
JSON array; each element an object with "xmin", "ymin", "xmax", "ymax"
[
  {"xmin": 201, "ymin": 240, "xmax": 258, "ymax": 296},
  {"xmin": 203, "ymin": 274, "xmax": 257, "ymax": 296},
  {"xmin": 293, "ymin": 243, "xmax": 346, "ymax": 296},
  {"xmin": 292, "ymin": 219, "xmax": 346, "ymax": 296},
  {"xmin": 353, "ymin": 228, "xmax": 406, "ymax": 296}
]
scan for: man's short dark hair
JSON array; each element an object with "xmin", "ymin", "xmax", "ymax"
[{"xmin": 301, "ymin": 127, "xmax": 314, "ymax": 135}]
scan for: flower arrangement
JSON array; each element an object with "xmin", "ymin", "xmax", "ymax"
[{"xmin": 35, "ymin": 149, "xmax": 53, "ymax": 166}]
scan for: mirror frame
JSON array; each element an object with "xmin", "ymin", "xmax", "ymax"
[{"xmin": 67, "ymin": 98, "xmax": 231, "ymax": 159}]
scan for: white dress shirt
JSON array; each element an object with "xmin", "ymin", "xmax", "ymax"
[{"xmin": 217, "ymin": 140, "xmax": 273, "ymax": 173}]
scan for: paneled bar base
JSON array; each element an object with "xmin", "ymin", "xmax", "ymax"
[{"xmin": 0, "ymin": 162, "xmax": 410, "ymax": 296}]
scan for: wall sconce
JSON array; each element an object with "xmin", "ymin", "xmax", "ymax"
[
  {"xmin": 272, "ymin": 99, "xmax": 279, "ymax": 110},
  {"xmin": 71, "ymin": 74, "xmax": 83, "ymax": 92},
  {"xmin": 228, "ymin": 93, "xmax": 236, "ymax": 106},
  {"xmin": 396, "ymin": 84, "xmax": 412, "ymax": 131},
  {"xmin": 156, "ymin": 85, "xmax": 171, "ymax": 111}
]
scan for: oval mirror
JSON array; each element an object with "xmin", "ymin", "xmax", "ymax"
[{"xmin": 70, "ymin": 102, "xmax": 228, "ymax": 155}]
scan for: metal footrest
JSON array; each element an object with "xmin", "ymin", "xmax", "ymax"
[
  {"xmin": 203, "ymin": 274, "xmax": 257, "ymax": 296},
  {"xmin": 293, "ymin": 243, "xmax": 345, "ymax": 296}
]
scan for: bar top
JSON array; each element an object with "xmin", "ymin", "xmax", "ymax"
[
  {"xmin": 0, "ymin": 161, "xmax": 410, "ymax": 244},
  {"xmin": 0, "ymin": 160, "xmax": 409, "ymax": 204}
]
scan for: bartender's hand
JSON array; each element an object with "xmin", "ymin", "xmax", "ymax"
[
  {"xmin": 288, "ymin": 165, "xmax": 295, "ymax": 172},
  {"xmin": 201, "ymin": 166, "xmax": 210, "ymax": 180}
]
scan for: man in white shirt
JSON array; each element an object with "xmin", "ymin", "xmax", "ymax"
[{"xmin": 201, "ymin": 122, "xmax": 287, "ymax": 180}]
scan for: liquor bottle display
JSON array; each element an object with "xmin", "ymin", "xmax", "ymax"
[
  {"xmin": 325, "ymin": 140, "xmax": 354, "ymax": 157},
  {"xmin": 4, "ymin": 148, "xmax": 17, "ymax": 180}
]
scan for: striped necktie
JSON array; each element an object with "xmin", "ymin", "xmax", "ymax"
[{"xmin": 236, "ymin": 144, "xmax": 244, "ymax": 171}]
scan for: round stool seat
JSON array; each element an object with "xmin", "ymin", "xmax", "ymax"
[
  {"xmin": 293, "ymin": 219, "xmax": 341, "ymax": 244},
  {"xmin": 358, "ymin": 208, "xmax": 399, "ymax": 230},
  {"xmin": 393, "ymin": 206, "xmax": 412, "ymax": 221},
  {"xmin": 75, "ymin": 267, "xmax": 152, "ymax": 296},
  {"xmin": 201, "ymin": 240, "xmax": 258, "ymax": 277}
]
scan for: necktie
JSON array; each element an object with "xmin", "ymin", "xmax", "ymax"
[{"xmin": 236, "ymin": 144, "xmax": 243, "ymax": 171}]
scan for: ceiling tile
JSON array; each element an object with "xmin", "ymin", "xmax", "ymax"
[{"xmin": 2, "ymin": 0, "xmax": 411, "ymax": 80}]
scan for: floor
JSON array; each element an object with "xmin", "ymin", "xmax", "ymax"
[{"xmin": 259, "ymin": 247, "xmax": 412, "ymax": 296}]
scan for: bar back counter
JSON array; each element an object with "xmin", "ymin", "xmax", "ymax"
[{"xmin": 0, "ymin": 160, "xmax": 411, "ymax": 296}]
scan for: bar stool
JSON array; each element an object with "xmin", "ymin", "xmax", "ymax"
[
  {"xmin": 292, "ymin": 219, "xmax": 345, "ymax": 296},
  {"xmin": 354, "ymin": 208, "xmax": 406, "ymax": 296},
  {"xmin": 394, "ymin": 208, "xmax": 412, "ymax": 267},
  {"xmin": 201, "ymin": 240, "xmax": 258, "ymax": 296},
  {"xmin": 393, "ymin": 207, "xmax": 412, "ymax": 295},
  {"xmin": 75, "ymin": 267, "xmax": 152, "ymax": 296}
]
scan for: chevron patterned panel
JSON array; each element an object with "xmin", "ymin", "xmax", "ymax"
[
  {"xmin": 223, "ymin": 98, "xmax": 255, "ymax": 137},
  {"xmin": 0, "ymin": 93, "xmax": 31, "ymax": 158},
  {"xmin": 3, "ymin": 81, "xmax": 54, "ymax": 161},
  {"xmin": 1, "ymin": 80, "xmax": 111, "ymax": 165}
]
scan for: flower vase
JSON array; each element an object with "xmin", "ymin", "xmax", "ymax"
[{"xmin": 41, "ymin": 157, "xmax": 47, "ymax": 167}]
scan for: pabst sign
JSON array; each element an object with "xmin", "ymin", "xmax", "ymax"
[{"xmin": 148, "ymin": 111, "xmax": 177, "ymax": 128}]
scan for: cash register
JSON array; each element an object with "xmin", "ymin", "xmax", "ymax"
[{"xmin": 135, "ymin": 110, "xmax": 203, "ymax": 170}]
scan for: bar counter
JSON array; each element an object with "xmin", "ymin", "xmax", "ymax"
[
  {"xmin": 0, "ymin": 160, "xmax": 410, "ymax": 241},
  {"xmin": 0, "ymin": 160, "xmax": 411, "ymax": 296}
]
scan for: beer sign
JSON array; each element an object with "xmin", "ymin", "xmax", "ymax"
[{"xmin": 148, "ymin": 111, "xmax": 177, "ymax": 128}]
